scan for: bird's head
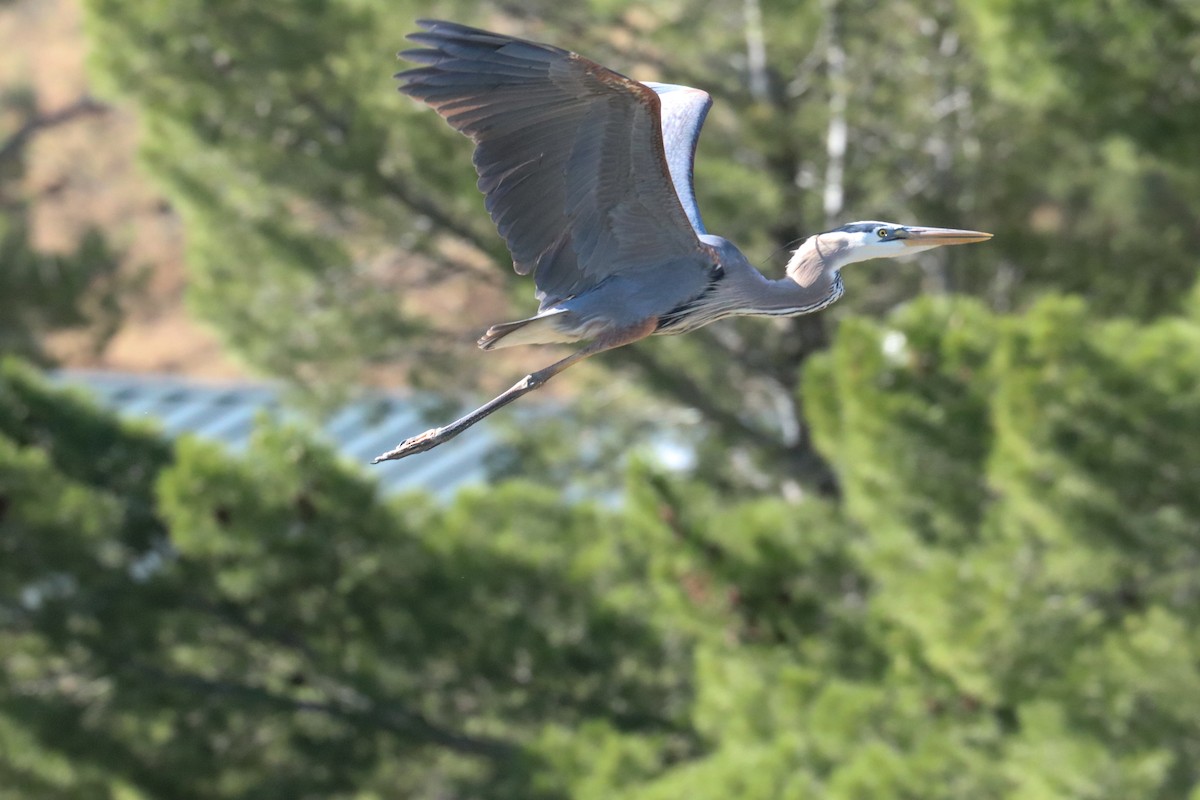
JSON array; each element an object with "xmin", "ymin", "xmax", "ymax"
[
  {"xmin": 786, "ymin": 220, "xmax": 991, "ymax": 286},
  {"xmin": 823, "ymin": 221, "xmax": 992, "ymax": 267}
]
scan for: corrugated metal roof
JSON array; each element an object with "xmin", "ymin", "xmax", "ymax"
[{"xmin": 51, "ymin": 370, "xmax": 496, "ymax": 498}]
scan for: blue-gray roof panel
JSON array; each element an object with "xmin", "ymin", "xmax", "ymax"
[{"xmin": 51, "ymin": 370, "xmax": 493, "ymax": 498}]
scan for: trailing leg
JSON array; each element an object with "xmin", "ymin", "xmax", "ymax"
[
  {"xmin": 372, "ymin": 348, "xmax": 591, "ymax": 463},
  {"xmin": 372, "ymin": 319, "xmax": 658, "ymax": 464}
]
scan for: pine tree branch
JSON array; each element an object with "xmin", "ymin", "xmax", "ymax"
[
  {"xmin": 121, "ymin": 662, "xmax": 517, "ymax": 759},
  {"xmin": 619, "ymin": 344, "xmax": 839, "ymax": 495},
  {"xmin": 0, "ymin": 95, "xmax": 108, "ymax": 166},
  {"xmin": 375, "ymin": 171, "xmax": 500, "ymax": 259},
  {"xmin": 292, "ymin": 89, "xmax": 500, "ymax": 262}
]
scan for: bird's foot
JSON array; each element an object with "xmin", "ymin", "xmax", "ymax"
[{"xmin": 371, "ymin": 427, "xmax": 444, "ymax": 464}]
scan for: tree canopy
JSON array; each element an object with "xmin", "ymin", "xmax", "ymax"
[
  {"xmin": 2, "ymin": 0, "xmax": 1198, "ymax": 797},
  {"xmin": 77, "ymin": 0, "xmax": 1200, "ymax": 488},
  {"xmin": 5, "ymin": 288, "xmax": 1200, "ymax": 797}
]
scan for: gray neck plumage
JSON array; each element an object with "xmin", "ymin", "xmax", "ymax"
[
  {"xmin": 659, "ymin": 234, "xmax": 843, "ymax": 335},
  {"xmin": 723, "ymin": 243, "xmax": 844, "ymax": 318}
]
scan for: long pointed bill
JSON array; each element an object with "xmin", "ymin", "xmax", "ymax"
[{"xmin": 900, "ymin": 226, "xmax": 993, "ymax": 247}]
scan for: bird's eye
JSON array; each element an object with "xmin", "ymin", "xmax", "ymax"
[{"xmin": 876, "ymin": 228, "xmax": 889, "ymax": 238}]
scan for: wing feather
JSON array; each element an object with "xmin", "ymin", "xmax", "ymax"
[
  {"xmin": 397, "ymin": 20, "xmax": 716, "ymax": 309},
  {"xmin": 644, "ymin": 82, "xmax": 713, "ymax": 236}
]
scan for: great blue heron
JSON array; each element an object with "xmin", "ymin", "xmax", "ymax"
[{"xmin": 373, "ymin": 20, "xmax": 991, "ymax": 463}]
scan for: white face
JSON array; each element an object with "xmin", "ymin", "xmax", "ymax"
[
  {"xmin": 828, "ymin": 220, "xmax": 992, "ymax": 269},
  {"xmin": 825, "ymin": 222, "xmax": 912, "ymax": 269},
  {"xmin": 836, "ymin": 229, "xmax": 909, "ymax": 267}
]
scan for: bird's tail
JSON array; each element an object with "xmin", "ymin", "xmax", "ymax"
[{"xmin": 477, "ymin": 309, "xmax": 574, "ymax": 350}]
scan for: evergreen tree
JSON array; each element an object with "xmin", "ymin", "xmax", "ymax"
[
  {"xmin": 0, "ymin": 93, "xmax": 122, "ymax": 361},
  {"xmin": 4, "ymin": 1, "xmax": 1198, "ymax": 797},
  {"xmin": 4, "ymin": 288, "xmax": 1199, "ymax": 797},
  {"xmin": 0, "ymin": 359, "xmax": 693, "ymax": 798},
  {"xmin": 81, "ymin": 0, "xmax": 1199, "ymax": 491}
]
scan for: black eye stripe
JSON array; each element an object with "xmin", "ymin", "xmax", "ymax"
[{"xmin": 834, "ymin": 221, "xmax": 898, "ymax": 236}]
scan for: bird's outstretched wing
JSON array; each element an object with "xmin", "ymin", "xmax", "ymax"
[
  {"xmin": 397, "ymin": 20, "xmax": 717, "ymax": 309},
  {"xmin": 643, "ymin": 82, "xmax": 712, "ymax": 236}
]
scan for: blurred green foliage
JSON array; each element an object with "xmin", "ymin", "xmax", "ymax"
[
  {"xmin": 2, "ymin": 0, "xmax": 1199, "ymax": 796},
  {"xmin": 77, "ymin": 0, "xmax": 1200, "ymax": 489},
  {"xmin": 4, "ymin": 286, "xmax": 1200, "ymax": 796},
  {"xmin": 0, "ymin": 90, "xmax": 123, "ymax": 362}
]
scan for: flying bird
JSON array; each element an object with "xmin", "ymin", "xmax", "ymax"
[{"xmin": 374, "ymin": 20, "xmax": 991, "ymax": 463}]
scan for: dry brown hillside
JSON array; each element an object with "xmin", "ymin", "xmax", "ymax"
[
  {"xmin": 4, "ymin": 0, "xmax": 552, "ymax": 394},
  {"xmin": 3, "ymin": 0, "xmax": 244, "ymax": 377},
  {"xmin": 7, "ymin": 0, "xmax": 597, "ymax": 405}
]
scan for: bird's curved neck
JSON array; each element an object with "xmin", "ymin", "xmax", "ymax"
[
  {"xmin": 785, "ymin": 236, "xmax": 842, "ymax": 286},
  {"xmin": 725, "ymin": 257, "xmax": 843, "ymax": 318},
  {"xmin": 658, "ymin": 237, "xmax": 843, "ymax": 335}
]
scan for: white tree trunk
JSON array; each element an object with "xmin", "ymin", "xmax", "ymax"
[
  {"xmin": 822, "ymin": 0, "xmax": 847, "ymax": 225},
  {"xmin": 743, "ymin": 0, "xmax": 770, "ymax": 101}
]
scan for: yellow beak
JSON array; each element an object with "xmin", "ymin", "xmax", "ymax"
[{"xmin": 899, "ymin": 226, "xmax": 993, "ymax": 247}]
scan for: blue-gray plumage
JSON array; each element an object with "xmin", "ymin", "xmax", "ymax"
[{"xmin": 374, "ymin": 20, "xmax": 991, "ymax": 463}]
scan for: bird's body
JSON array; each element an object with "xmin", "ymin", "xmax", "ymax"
[
  {"xmin": 479, "ymin": 232, "xmax": 846, "ymax": 349},
  {"xmin": 374, "ymin": 20, "xmax": 990, "ymax": 464}
]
